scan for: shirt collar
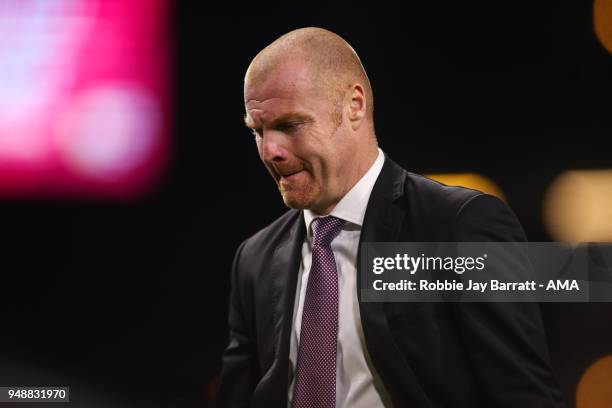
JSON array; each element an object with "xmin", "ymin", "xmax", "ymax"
[{"xmin": 304, "ymin": 148, "xmax": 385, "ymax": 238}]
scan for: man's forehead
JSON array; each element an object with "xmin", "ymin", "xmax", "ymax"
[{"xmin": 244, "ymin": 60, "xmax": 313, "ymax": 102}]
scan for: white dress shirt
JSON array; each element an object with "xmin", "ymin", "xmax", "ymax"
[{"xmin": 288, "ymin": 148, "xmax": 392, "ymax": 407}]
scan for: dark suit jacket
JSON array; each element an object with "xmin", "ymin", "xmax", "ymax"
[{"xmin": 217, "ymin": 156, "xmax": 565, "ymax": 408}]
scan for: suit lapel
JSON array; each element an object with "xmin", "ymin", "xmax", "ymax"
[
  {"xmin": 357, "ymin": 157, "xmax": 431, "ymax": 407},
  {"xmin": 262, "ymin": 213, "xmax": 305, "ymax": 407}
]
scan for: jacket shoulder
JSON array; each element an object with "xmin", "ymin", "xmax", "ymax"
[
  {"xmin": 399, "ymin": 171, "xmax": 490, "ymax": 240},
  {"xmin": 404, "ymin": 171, "xmax": 485, "ymax": 211}
]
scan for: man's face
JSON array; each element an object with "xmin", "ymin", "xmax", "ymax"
[{"xmin": 244, "ymin": 62, "xmax": 354, "ymax": 214}]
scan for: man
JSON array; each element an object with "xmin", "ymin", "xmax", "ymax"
[{"xmin": 217, "ymin": 27, "xmax": 565, "ymax": 408}]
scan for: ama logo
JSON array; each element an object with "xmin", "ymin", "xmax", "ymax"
[{"xmin": 546, "ymin": 280, "xmax": 580, "ymax": 291}]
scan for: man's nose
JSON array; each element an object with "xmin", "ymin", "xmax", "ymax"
[{"xmin": 261, "ymin": 131, "xmax": 288, "ymax": 163}]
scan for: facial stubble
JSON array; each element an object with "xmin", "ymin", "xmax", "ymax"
[{"xmin": 278, "ymin": 169, "xmax": 322, "ymax": 210}]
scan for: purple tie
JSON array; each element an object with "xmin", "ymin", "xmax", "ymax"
[{"xmin": 292, "ymin": 216, "xmax": 345, "ymax": 408}]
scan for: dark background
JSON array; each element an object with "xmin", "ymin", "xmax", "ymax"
[{"xmin": 0, "ymin": 1, "xmax": 610, "ymax": 407}]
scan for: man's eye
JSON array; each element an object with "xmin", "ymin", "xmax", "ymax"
[
  {"xmin": 251, "ymin": 128, "xmax": 263, "ymax": 138},
  {"xmin": 276, "ymin": 122, "xmax": 302, "ymax": 132}
]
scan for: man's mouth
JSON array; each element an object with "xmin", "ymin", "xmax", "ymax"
[{"xmin": 279, "ymin": 169, "xmax": 305, "ymax": 181}]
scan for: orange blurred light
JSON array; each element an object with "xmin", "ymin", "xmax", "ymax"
[
  {"xmin": 425, "ymin": 173, "xmax": 506, "ymax": 201},
  {"xmin": 594, "ymin": 0, "xmax": 612, "ymax": 54},
  {"xmin": 576, "ymin": 355, "xmax": 612, "ymax": 408},
  {"xmin": 544, "ymin": 170, "xmax": 612, "ymax": 243}
]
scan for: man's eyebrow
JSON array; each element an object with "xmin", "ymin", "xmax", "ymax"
[
  {"xmin": 243, "ymin": 112, "xmax": 312, "ymax": 130},
  {"xmin": 270, "ymin": 112, "xmax": 311, "ymax": 127}
]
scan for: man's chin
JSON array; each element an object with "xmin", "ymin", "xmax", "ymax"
[
  {"xmin": 278, "ymin": 179, "xmax": 322, "ymax": 210},
  {"xmin": 281, "ymin": 193, "xmax": 315, "ymax": 210},
  {"xmin": 279, "ymin": 187, "xmax": 321, "ymax": 209}
]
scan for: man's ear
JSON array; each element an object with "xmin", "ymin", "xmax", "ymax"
[{"xmin": 347, "ymin": 83, "xmax": 366, "ymax": 130}]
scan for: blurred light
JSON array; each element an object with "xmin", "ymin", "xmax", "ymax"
[
  {"xmin": 544, "ymin": 170, "xmax": 612, "ymax": 243},
  {"xmin": 57, "ymin": 85, "xmax": 160, "ymax": 181},
  {"xmin": 425, "ymin": 173, "xmax": 506, "ymax": 201},
  {"xmin": 594, "ymin": 0, "xmax": 612, "ymax": 54},
  {"xmin": 576, "ymin": 355, "xmax": 612, "ymax": 408},
  {"xmin": 0, "ymin": 0, "xmax": 171, "ymax": 199}
]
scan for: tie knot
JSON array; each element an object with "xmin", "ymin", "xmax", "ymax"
[{"xmin": 311, "ymin": 216, "xmax": 344, "ymax": 247}]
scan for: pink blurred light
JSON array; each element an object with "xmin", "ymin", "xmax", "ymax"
[{"xmin": 0, "ymin": 0, "xmax": 171, "ymax": 199}]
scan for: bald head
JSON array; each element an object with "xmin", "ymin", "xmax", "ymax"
[{"xmin": 245, "ymin": 27, "xmax": 374, "ymax": 121}]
